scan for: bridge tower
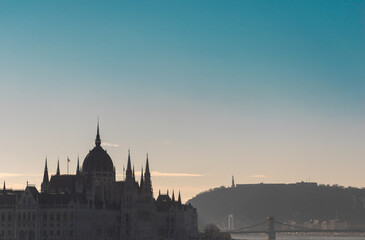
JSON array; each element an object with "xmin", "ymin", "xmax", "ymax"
[
  {"xmin": 266, "ymin": 217, "xmax": 276, "ymax": 240},
  {"xmin": 228, "ymin": 214, "xmax": 234, "ymax": 230}
]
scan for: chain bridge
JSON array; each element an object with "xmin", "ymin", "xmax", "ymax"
[{"xmin": 227, "ymin": 217, "xmax": 365, "ymax": 240}]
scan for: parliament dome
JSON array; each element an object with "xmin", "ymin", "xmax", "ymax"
[{"xmin": 82, "ymin": 123, "xmax": 114, "ymax": 172}]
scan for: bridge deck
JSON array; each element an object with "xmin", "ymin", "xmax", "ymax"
[
  {"xmin": 227, "ymin": 218, "xmax": 365, "ymax": 235},
  {"xmin": 230, "ymin": 229, "xmax": 365, "ymax": 234}
]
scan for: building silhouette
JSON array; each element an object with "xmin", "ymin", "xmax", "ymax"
[{"xmin": 0, "ymin": 123, "xmax": 198, "ymax": 240}]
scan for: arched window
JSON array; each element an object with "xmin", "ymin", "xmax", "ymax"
[
  {"xmin": 50, "ymin": 212, "xmax": 54, "ymax": 221},
  {"xmin": 22, "ymin": 212, "xmax": 26, "ymax": 221},
  {"xmin": 1, "ymin": 212, "xmax": 5, "ymax": 221},
  {"xmin": 32, "ymin": 212, "xmax": 36, "ymax": 221},
  {"xmin": 56, "ymin": 212, "xmax": 60, "ymax": 221},
  {"xmin": 27, "ymin": 212, "xmax": 31, "ymax": 221},
  {"xmin": 7, "ymin": 212, "xmax": 12, "ymax": 221},
  {"xmin": 70, "ymin": 212, "xmax": 74, "ymax": 221}
]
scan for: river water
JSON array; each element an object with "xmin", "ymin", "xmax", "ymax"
[{"xmin": 231, "ymin": 234, "xmax": 365, "ymax": 240}]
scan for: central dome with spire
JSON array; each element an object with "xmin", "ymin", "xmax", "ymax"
[{"xmin": 82, "ymin": 122, "xmax": 114, "ymax": 172}]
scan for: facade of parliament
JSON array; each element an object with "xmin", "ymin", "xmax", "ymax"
[{"xmin": 0, "ymin": 124, "xmax": 198, "ymax": 240}]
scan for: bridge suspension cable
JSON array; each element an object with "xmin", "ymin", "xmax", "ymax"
[
  {"xmin": 274, "ymin": 221, "xmax": 321, "ymax": 231},
  {"xmin": 227, "ymin": 217, "xmax": 365, "ymax": 238},
  {"xmin": 228, "ymin": 221, "xmax": 267, "ymax": 233}
]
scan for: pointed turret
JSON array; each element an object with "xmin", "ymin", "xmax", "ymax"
[
  {"xmin": 178, "ymin": 191, "xmax": 182, "ymax": 204},
  {"xmin": 145, "ymin": 154, "xmax": 150, "ymax": 177},
  {"xmin": 76, "ymin": 156, "xmax": 80, "ymax": 175},
  {"xmin": 3, "ymin": 181, "xmax": 6, "ymax": 194},
  {"xmin": 56, "ymin": 159, "xmax": 60, "ymax": 176},
  {"xmin": 95, "ymin": 118, "xmax": 101, "ymax": 147},
  {"xmin": 126, "ymin": 150, "xmax": 132, "ymax": 181},
  {"xmin": 43, "ymin": 158, "xmax": 49, "ymax": 182},
  {"xmin": 140, "ymin": 167, "xmax": 144, "ymax": 189},
  {"xmin": 41, "ymin": 158, "xmax": 49, "ymax": 193},
  {"xmin": 132, "ymin": 166, "xmax": 135, "ymax": 181},
  {"xmin": 172, "ymin": 190, "xmax": 175, "ymax": 202},
  {"xmin": 144, "ymin": 153, "xmax": 152, "ymax": 193}
]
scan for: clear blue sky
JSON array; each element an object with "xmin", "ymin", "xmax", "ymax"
[{"xmin": 0, "ymin": 1, "xmax": 364, "ymax": 201}]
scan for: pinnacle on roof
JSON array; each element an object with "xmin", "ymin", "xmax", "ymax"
[
  {"xmin": 43, "ymin": 157, "xmax": 49, "ymax": 183},
  {"xmin": 172, "ymin": 190, "xmax": 175, "ymax": 202},
  {"xmin": 140, "ymin": 167, "xmax": 144, "ymax": 188},
  {"xmin": 132, "ymin": 166, "xmax": 135, "ymax": 180},
  {"xmin": 56, "ymin": 158, "xmax": 60, "ymax": 176},
  {"xmin": 76, "ymin": 156, "xmax": 80, "ymax": 175},
  {"xmin": 95, "ymin": 117, "xmax": 101, "ymax": 147},
  {"xmin": 144, "ymin": 153, "xmax": 152, "ymax": 192},
  {"xmin": 126, "ymin": 150, "xmax": 133, "ymax": 181},
  {"xmin": 178, "ymin": 191, "xmax": 182, "ymax": 204},
  {"xmin": 145, "ymin": 153, "xmax": 150, "ymax": 176}
]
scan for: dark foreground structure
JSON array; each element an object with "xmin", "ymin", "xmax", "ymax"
[{"xmin": 0, "ymin": 124, "xmax": 198, "ymax": 240}]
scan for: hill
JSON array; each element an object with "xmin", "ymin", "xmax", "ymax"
[{"xmin": 188, "ymin": 182, "xmax": 365, "ymax": 228}]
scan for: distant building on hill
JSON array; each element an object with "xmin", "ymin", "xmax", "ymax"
[
  {"xmin": 236, "ymin": 181, "xmax": 318, "ymax": 189},
  {"xmin": 0, "ymin": 123, "xmax": 198, "ymax": 240}
]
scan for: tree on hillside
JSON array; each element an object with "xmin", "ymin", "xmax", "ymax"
[{"xmin": 204, "ymin": 224, "xmax": 231, "ymax": 240}]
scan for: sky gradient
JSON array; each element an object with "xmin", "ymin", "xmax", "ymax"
[{"xmin": 0, "ymin": 1, "xmax": 364, "ymax": 202}]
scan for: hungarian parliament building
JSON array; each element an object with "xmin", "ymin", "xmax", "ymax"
[{"xmin": 0, "ymin": 124, "xmax": 198, "ymax": 240}]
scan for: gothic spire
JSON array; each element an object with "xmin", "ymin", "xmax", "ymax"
[
  {"xmin": 140, "ymin": 167, "xmax": 144, "ymax": 188},
  {"xmin": 145, "ymin": 153, "xmax": 150, "ymax": 177},
  {"xmin": 126, "ymin": 150, "xmax": 132, "ymax": 181},
  {"xmin": 76, "ymin": 156, "xmax": 80, "ymax": 175},
  {"xmin": 132, "ymin": 166, "xmax": 135, "ymax": 181},
  {"xmin": 172, "ymin": 190, "xmax": 175, "ymax": 202},
  {"xmin": 56, "ymin": 158, "xmax": 60, "ymax": 176},
  {"xmin": 95, "ymin": 117, "xmax": 101, "ymax": 147},
  {"xmin": 178, "ymin": 191, "xmax": 181, "ymax": 204},
  {"xmin": 41, "ymin": 158, "xmax": 49, "ymax": 193},
  {"xmin": 144, "ymin": 153, "xmax": 151, "ymax": 191},
  {"xmin": 42, "ymin": 158, "xmax": 49, "ymax": 183}
]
